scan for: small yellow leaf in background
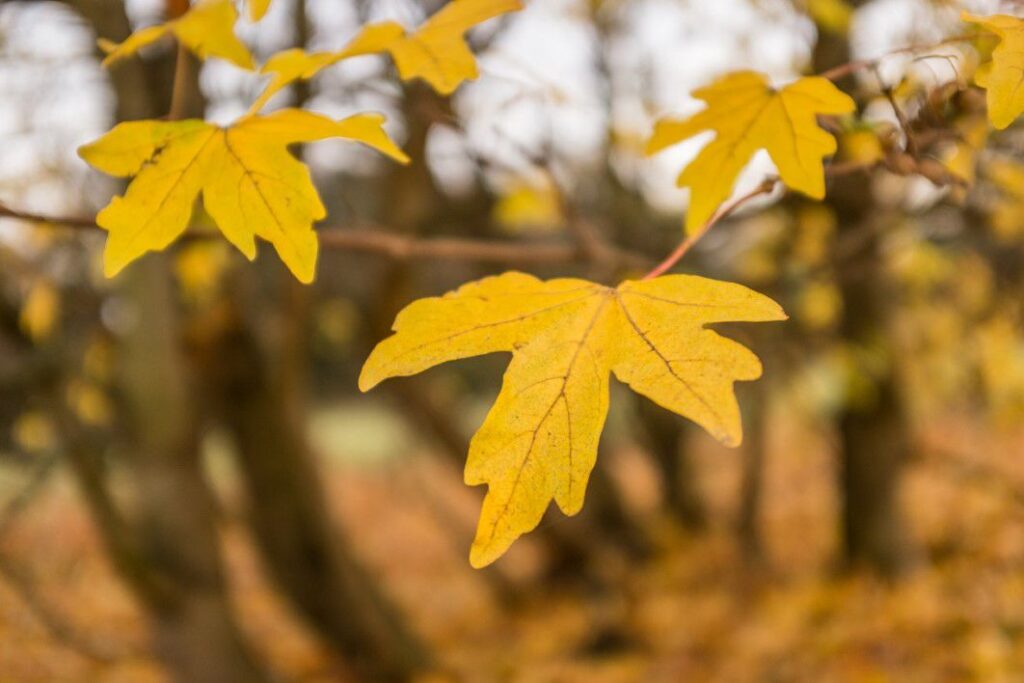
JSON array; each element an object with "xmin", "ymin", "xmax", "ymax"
[
  {"xmin": 942, "ymin": 116, "xmax": 989, "ymax": 187},
  {"xmin": 100, "ymin": 0, "xmax": 253, "ymax": 70},
  {"xmin": 646, "ymin": 71, "xmax": 855, "ymax": 234},
  {"xmin": 360, "ymin": 272, "xmax": 785, "ymax": 567},
  {"xmin": 67, "ymin": 380, "xmax": 114, "ymax": 428},
  {"xmin": 963, "ymin": 12, "xmax": 1024, "ymax": 129},
  {"xmin": 175, "ymin": 240, "xmax": 230, "ymax": 302},
  {"xmin": 20, "ymin": 281, "xmax": 59, "ymax": 343},
  {"xmin": 976, "ymin": 313, "xmax": 1024, "ymax": 425},
  {"xmin": 13, "ymin": 411, "xmax": 56, "ymax": 454},
  {"xmin": 247, "ymin": 0, "xmax": 272, "ymax": 22},
  {"xmin": 493, "ymin": 181, "xmax": 563, "ymax": 233},
  {"xmin": 805, "ymin": 0, "xmax": 853, "ymax": 34},
  {"xmin": 251, "ymin": 0, "xmax": 522, "ymax": 111},
  {"xmin": 984, "ymin": 158, "xmax": 1024, "ymax": 240},
  {"xmin": 839, "ymin": 127, "xmax": 885, "ymax": 166},
  {"xmin": 78, "ymin": 109, "xmax": 408, "ymax": 283},
  {"xmin": 796, "ymin": 280, "xmax": 842, "ymax": 330}
]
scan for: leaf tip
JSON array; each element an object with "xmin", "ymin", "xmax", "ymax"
[
  {"xmin": 357, "ymin": 366, "xmax": 380, "ymax": 393},
  {"xmin": 468, "ymin": 542, "xmax": 500, "ymax": 569}
]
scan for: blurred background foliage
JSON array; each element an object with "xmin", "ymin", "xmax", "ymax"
[{"xmin": 0, "ymin": 0, "xmax": 1023, "ymax": 681}]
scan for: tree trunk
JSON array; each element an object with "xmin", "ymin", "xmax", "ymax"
[
  {"xmin": 206, "ymin": 285, "xmax": 432, "ymax": 681},
  {"xmin": 54, "ymin": 2, "xmax": 274, "ymax": 680},
  {"xmin": 813, "ymin": 16, "xmax": 916, "ymax": 575},
  {"xmin": 636, "ymin": 399, "xmax": 706, "ymax": 531},
  {"xmin": 736, "ymin": 386, "xmax": 767, "ymax": 564}
]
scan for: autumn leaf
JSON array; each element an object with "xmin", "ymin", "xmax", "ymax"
[
  {"xmin": 963, "ymin": 12, "xmax": 1024, "ymax": 130},
  {"xmin": 99, "ymin": 0, "xmax": 253, "ymax": 70},
  {"xmin": 250, "ymin": 24, "xmax": 407, "ymax": 113},
  {"xmin": 360, "ymin": 272, "xmax": 785, "ymax": 566},
  {"xmin": 646, "ymin": 71, "xmax": 855, "ymax": 234},
  {"xmin": 251, "ymin": 0, "xmax": 522, "ymax": 111},
  {"xmin": 78, "ymin": 109, "xmax": 408, "ymax": 283}
]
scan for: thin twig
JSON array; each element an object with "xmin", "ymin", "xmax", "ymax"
[
  {"xmin": 0, "ymin": 202, "xmax": 98, "ymax": 230},
  {"xmin": 818, "ymin": 34, "xmax": 974, "ymax": 82},
  {"xmin": 0, "ymin": 202, "xmax": 650, "ymax": 268},
  {"xmin": 642, "ymin": 178, "xmax": 780, "ymax": 280},
  {"xmin": 874, "ymin": 65, "xmax": 918, "ymax": 156}
]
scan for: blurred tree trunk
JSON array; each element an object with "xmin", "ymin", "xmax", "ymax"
[
  {"xmin": 119, "ymin": 259, "xmax": 269, "ymax": 683},
  {"xmin": 636, "ymin": 400, "xmax": 706, "ymax": 531},
  {"xmin": 209, "ymin": 292, "xmax": 432, "ymax": 681},
  {"xmin": 737, "ymin": 384, "xmax": 767, "ymax": 565},
  {"xmin": 813, "ymin": 18, "xmax": 916, "ymax": 576},
  {"xmin": 48, "ymin": 2, "xmax": 274, "ymax": 681},
  {"xmin": 200, "ymin": 4, "xmax": 431, "ymax": 678}
]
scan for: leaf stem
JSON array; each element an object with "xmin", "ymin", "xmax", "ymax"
[
  {"xmin": 642, "ymin": 178, "xmax": 779, "ymax": 280},
  {"xmin": 817, "ymin": 34, "xmax": 975, "ymax": 82}
]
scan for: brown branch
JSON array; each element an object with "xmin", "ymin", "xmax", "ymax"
[
  {"xmin": 818, "ymin": 34, "xmax": 974, "ymax": 82},
  {"xmin": 0, "ymin": 202, "xmax": 650, "ymax": 269},
  {"xmin": 0, "ymin": 202, "xmax": 98, "ymax": 230},
  {"xmin": 319, "ymin": 227, "xmax": 647, "ymax": 268},
  {"xmin": 643, "ymin": 177, "xmax": 780, "ymax": 280}
]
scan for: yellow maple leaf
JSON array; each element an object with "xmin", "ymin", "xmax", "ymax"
[
  {"xmin": 646, "ymin": 71, "xmax": 855, "ymax": 234},
  {"xmin": 251, "ymin": 0, "xmax": 522, "ymax": 111},
  {"xmin": 963, "ymin": 12, "xmax": 1024, "ymax": 130},
  {"xmin": 99, "ymin": 0, "xmax": 253, "ymax": 70},
  {"xmin": 78, "ymin": 109, "xmax": 408, "ymax": 283},
  {"xmin": 360, "ymin": 272, "xmax": 785, "ymax": 566}
]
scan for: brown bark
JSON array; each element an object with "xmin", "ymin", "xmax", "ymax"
[
  {"xmin": 52, "ymin": 2, "xmax": 273, "ymax": 680},
  {"xmin": 736, "ymin": 386, "xmax": 767, "ymax": 565},
  {"xmin": 813, "ymin": 18, "xmax": 917, "ymax": 576},
  {"xmin": 208, "ymin": 289, "xmax": 432, "ymax": 681},
  {"xmin": 636, "ymin": 399, "xmax": 706, "ymax": 531}
]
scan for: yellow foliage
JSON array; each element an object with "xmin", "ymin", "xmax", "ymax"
[
  {"xmin": 646, "ymin": 71, "xmax": 855, "ymax": 234},
  {"xmin": 316, "ymin": 298, "xmax": 360, "ymax": 347},
  {"xmin": 83, "ymin": 338, "xmax": 114, "ymax": 383},
  {"xmin": 975, "ymin": 314, "xmax": 1024, "ymax": 425},
  {"xmin": 360, "ymin": 272, "xmax": 785, "ymax": 566},
  {"xmin": 99, "ymin": 0, "xmax": 254, "ymax": 70},
  {"xmin": 78, "ymin": 109, "xmax": 408, "ymax": 283},
  {"xmin": 252, "ymin": 0, "xmax": 523, "ymax": 111},
  {"xmin": 889, "ymin": 238, "xmax": 955, "ymax": 292},
  {"xmin": 12, "ymin": 411, "xmax": 56, "ymax": 454},
  {"xmin": 942, "ymin": 116, "xmax": 989, "ymax": 187},
  {"xmin": 985, "ymin": 158, "xmax": 1024, "ymax": 241},
  {"xmin": 806, "ymin": 0, "xmax": 853, "ymax": 34},
  {"xmin": 19, "ymin": 281, "xmax": 59, "ymax": 343},
  {"xmin": 796, "ymin": 280, "xmax": 841, "ymax": 330},
  {"xmin": 962, "ymin": 12, "xmax": 1024, "ymax": 129},
  {"xmin": 493, "ymin": 182, "xmax": 563, "ymax": 232},
  {"xmin": 793, "ymin": 203, "xmax": 836, "ymax": 266},
  {"xmin": 175, "ymin": 240, "xmax": 231, "ymax": 302},
  {"xmin": 67, "ymin": 380, "xmax": 114, "ymax": 427},
  {"xmin": 839, "ymin": 128, "xmax": 884, "ymax": 165}
]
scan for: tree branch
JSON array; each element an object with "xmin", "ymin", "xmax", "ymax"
[{"xmin": 0, "ymin": 202, "xmax": 650, "ymax": 269}]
